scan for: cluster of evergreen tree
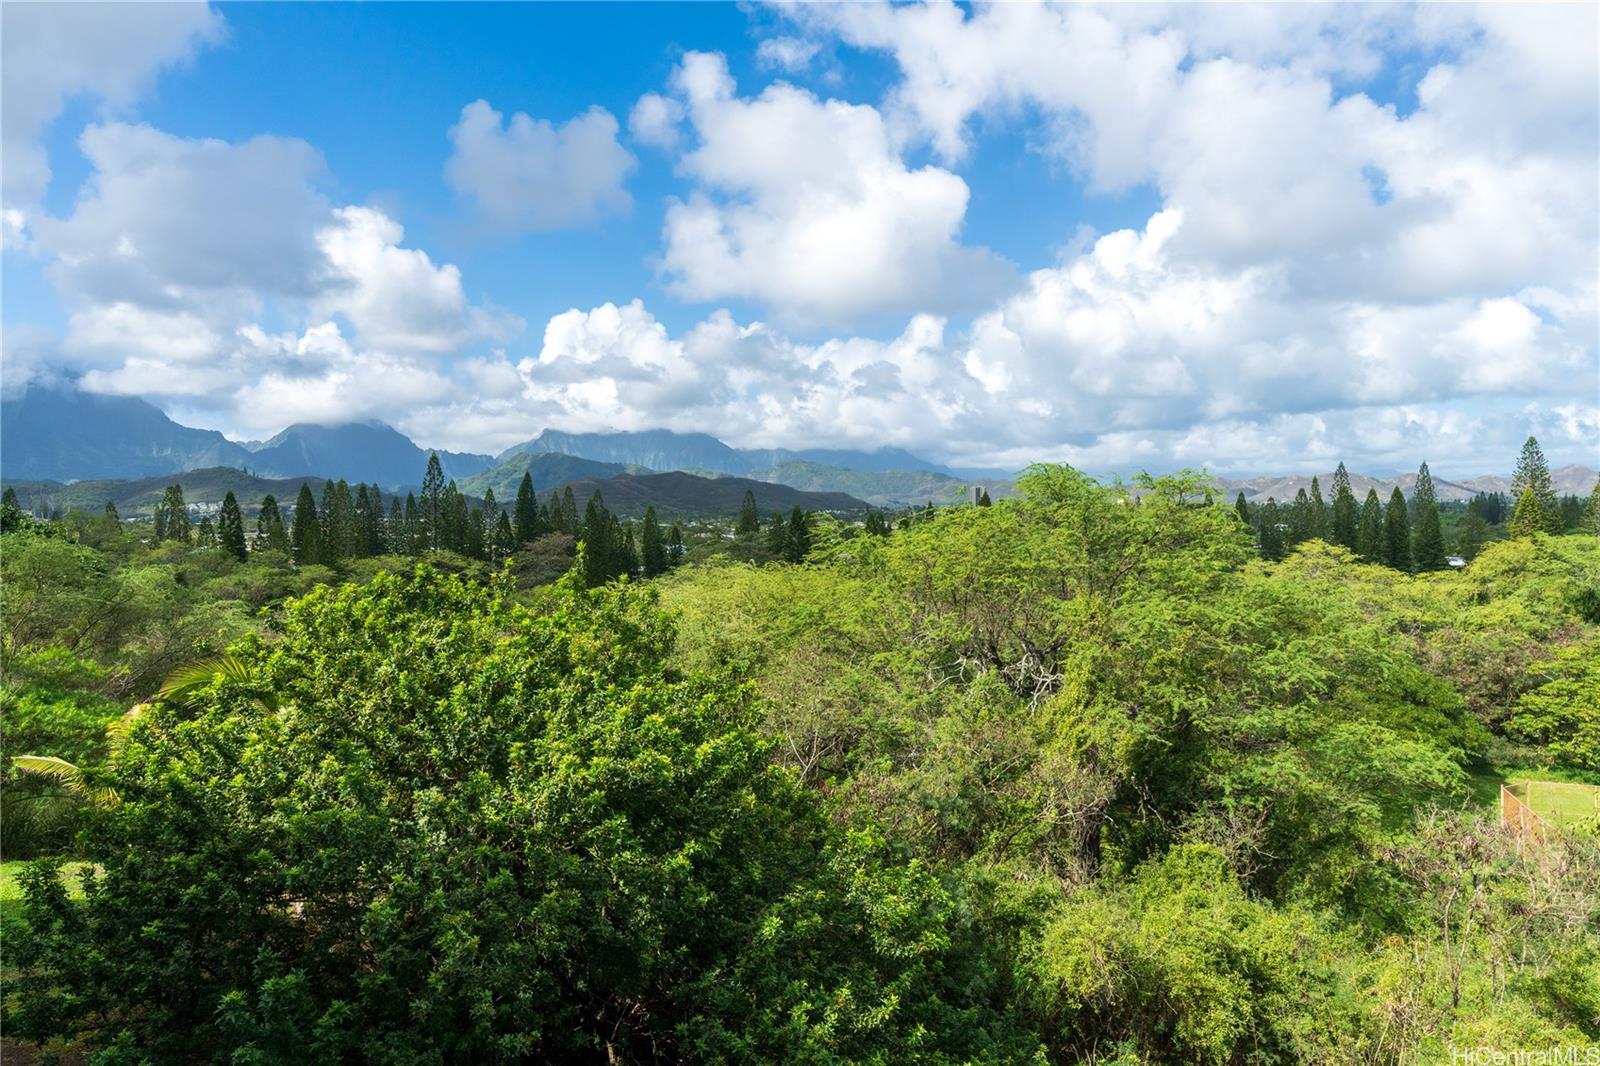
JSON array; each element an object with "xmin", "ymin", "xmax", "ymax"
[
  {"xmin": 1236, "ymin": 436, "xmax": 1597, "ymax": 570},
  {"xmin": 578, "ymin": 492, "xmax": 684, "ymax": 586},
  {"xmin": 766, "ymin": 506, "xmax": 813, "ymax": 563}
]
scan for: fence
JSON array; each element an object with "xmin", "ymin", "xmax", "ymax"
[{"xmin": 1500, "ymin": 783, "xmax": 1547, "ymax": 845}]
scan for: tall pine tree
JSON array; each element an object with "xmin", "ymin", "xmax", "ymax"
[
  {"xmin": 1357, "ymin": 488, "xmax": 1383, "ymax": 561},
  {"xmin": 1382, "ymin": 487, "xmax": 1412, "ymax": 572},
  {"xmin": 640, "ymin": 506, "xmax": 667, "ymax": 576},
  {"xmin": 159, "ymin": 484, "xmax": 191, "ymax": 543},
  {"xmin": 515, "ymin": 473, "xmax": 540, "ymax": 543},
  {"xmin": 291, "ymin": 482, "xmax": 322, "ymax": 565},
  {"xmin": 784, "ymin": 506, "xmax": 812, "ymax": 564},
  {"xmin": 1288, "ymin": 489, "xmax": 1312, "ymax": 547},
  {"xmin": 1308, "ymin": 476, "xmax": 1328, "ymax": 541},
  {"xmin": 1511, "ymin": 436, "xmax": 1562, "ymax": 534},
  {"xmin": 1257, "ymin": 498, "xmax": 1284, "ymax": 561},
  {"xmin": 217, "ymin": 491, "xmax": 248, "ymax": 562},
  {"xmin": 420, "ymin": 452, "xmax": 446, "ymax": 550},
  {"xmin": 1234, "ymin": 492, "xmax": 1251, "ymax": 528},
  {"xmin": 1330, "ymin": 462, "xmax": 1359, "ymax": 550},
  {"xmin": 1585, "ymin": 477, "xmax": 1600, "ymax": 537},
  {"xmin": 1411, "ymin": 462, "xmax": 1447, "ymax": 571},
  {"xmin": 736, "ymin": 490, "xmax": 760, "ymax": 535},
  {"xmin": 257, "ymin": 494, "xmax": 288, "ymax": 553}
]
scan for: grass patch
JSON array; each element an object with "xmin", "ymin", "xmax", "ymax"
[
  {"xmin": 1506, "ymin": 778, "xmax": 1600, "ymax": 828},
  {"xmin": 0, "ymin": 859, "xmax": 91, "ymax": 919}
]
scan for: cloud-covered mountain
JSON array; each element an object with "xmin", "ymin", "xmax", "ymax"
[
  {"xmin": 0, "ymin": 386, "xmax": 488, "ymax": 489},
  {"xmin": 245, "ymin": 422, "xmax": 492, "ymax": 489},
  {"xmin": 1, "ymin": 385, "xmax": 252, "ymax": 481}
]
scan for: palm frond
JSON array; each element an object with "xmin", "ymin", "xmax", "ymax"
[
  {"xmin": 155, "ymin": 654, "xmax": 278, "ymax": 711},
  {"xmin": 11, "ymin": 755, "xmax": 119, "ymax": 806}
]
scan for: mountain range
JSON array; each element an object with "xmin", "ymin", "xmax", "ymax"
[
  {"xmin": 497, "ymin": 428, "xmax": 961, "ymax": 478},
  {"xmin": 3, "ymin": 384, "xmax": 1593, "ymax": 508},
  {"xmin": 1216, "ymin": 467, "xmax": 1597, "ymax": 504}
]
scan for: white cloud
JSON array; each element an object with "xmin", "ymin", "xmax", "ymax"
[
  {"xmin": 30, "ymin": 123, "xmax": 511, "ymax": 433},
  {"xmin": 656, "ymin": 51, "xmax": 1011, "ymax": 324},
  {"xmin": 445, "ymin": 99, "xmax": 635, "ymax": 231},
  {"xmin": 628, "ymin": 92, "xmax": 684, "ymax": 150},
  {"xmin": 0, "ymin": 1, "xmax": 224, "ymax": 231},
  {"xmin": 780, "ymin": 2, "xmax": 1597, "ymax": 301},
  {"xmin": 757, "ymin": 36, "xmax": 822, "ymax": 73}
]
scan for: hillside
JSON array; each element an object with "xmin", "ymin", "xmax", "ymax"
[
  {"xmin": 749, "ymin": 460, "xmax": 1014, "ymax": 507},
  {"xmin": 550, "ymin": 471, "xmax": 868, "ymax": 517},
  {"xmin": 502, "ymin": 429, "xmax": 750, "ymax": 474},
  {"xmin": 5, "ymin": 467, "xmax": 329, "ymax": 518},
  {"xmin": 461, "ymin": 452, "xmax": 640, "ymax": 501}
]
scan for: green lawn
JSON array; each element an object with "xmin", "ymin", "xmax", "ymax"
[
  {"xmin": 1507, "ymin": 778, "xmax": 1600, "ymax": 828},
  {"xmin": 0, "ymin": 859, "xmax": 91, "ymax": 918}
]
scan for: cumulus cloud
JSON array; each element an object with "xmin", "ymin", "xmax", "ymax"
[
  {"xmin": 445, "ymin": 99, "xmax": 635, "ymax": 232},
  {"xmin": 656, "ymin": 51, "xmax": 1012, "ymax": 324},
  {"xmin": 29, "ymin": 122, "xmax": 511, "ymax": 432},
  {"xmin": 780, "ymin": 1, "xmax": 1598, "ymax": 301},
  {"xmin": 628, "ymin": 92, "xmax": 684, "ymax": 150},
  {"xmin": 0, "ymin": 1, "xmax": 224, "ymax": 237}
]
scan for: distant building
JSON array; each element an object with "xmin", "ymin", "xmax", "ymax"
[
  {"xmin": 970, "ymin": 485, "xmax": 983, "ymax": 505},
  {"xmin": 1447, "ymin": 555, "xmax": 1466, "ymax": 568}
]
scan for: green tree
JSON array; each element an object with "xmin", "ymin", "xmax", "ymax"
[
  {"xmin": 1288, "ymin": 488, "xmax": 1312, "ymax": 546},
  {"xmin": 1256, "ymin": 497, "xmax": 1284, "ymax": 561},
  {"xmin": 1511, "ymin": 436, "xmax": 1563, "ymax": 534},
  {"xmin": 736, "ymin": 490, "xmax": 760, "ymax": 535},
  {"xmin": 8, "ymin": 569, "xmax": 1033, "ymax": 1061},
  {"xmin": 1509, "ymin": 486, "xmax": 1547, "ymax": 539},
  {"xmin": 766, "ymin": 511, "xmax": 788, "ymax": 557},
  {"xmin": 1456, "ymin": 502, "xmax": 1490, "ymax": 561},
  {"xmin": 104, "ymin": 500, "xmax": 120, "ymax": 523},
  {"xmin": 491, "ymin": 510, "xmax": 516, "ymax": 563},
  {"xmin": 640, "ymin": 506, "xmax": 667, "ymax": 577},
  {"xmin": 1586, "ymin": 477, "xmax": 1600, "ymax": 537},
  {"xmin": 158, "ymin": 484, "xmax": 190, "ymax": 543},
  {"xmin": 1382, "ymin": 486, "xmax": 1412, "ymax": 571},
  {"xmin": 784, "ymin": 507, "xmax": 813, "ymax": 564},
  {"xmin": 1506, "ymin": 640, "xmax": 1600, "ymax": 770},
  {"xmin": 1411, "ymin": 463, "xmax": 1447, "ymax": 571},
  {"xmin": 195, "ymin": 515, "xmax": 217, "ymax": 550},
  {"xmin": 256, "ymin": 494, "xmax": 288, "ymax": 553},
  {"xmin": 465, "ymin": 505, "xmax": 487, "ymax": 561},
  {"xmin": 666, "ymin": 523, "xmax": 685, "ymax": 566},
  {"xmin": 977, "ymin": 488, "xmax": 992, "ymax": 507},
  {"xmin": 420, "ymin": 452, "xmax": 446, "ymax": 549},
  {"xmin": 581, "ymin": 492, "xmax": 623, "ymax": 587},
  {"xmin": 291, "ymin": 482, "xmax": 321, "ymax": 565},
  {"xmin": 217, "ymin": 491, "xmax": 247, "ymax": 562},
  {"xmin": 561, "ymin": 486, "xmax": 579, "ymax": 534},
  {"xmin": 1357, "ymin": 488, "xmax": 1383, "ymax": 561},
  {"xmin": 1308, "ymin": 476, "xmax": 1327, "ymax": 541},
  {"xmin": 1234, "ymin": 492, "xmax": 1250, "ymax": 528},
  {"xmin": 1330, "ymin": 462, "xmax": 1359, "ymax": 549},
  {"xmin": 515, "ymin": 472, "xmax": 541, "ymax": 544}
]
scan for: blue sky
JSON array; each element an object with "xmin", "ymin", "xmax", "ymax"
[{"xmin": 3, "ymin": 2, "xmax": 1596, "ymax": 476}]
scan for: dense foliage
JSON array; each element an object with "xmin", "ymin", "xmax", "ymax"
[{"xmin": 4, "ymin": 451, "xmax": 1598, "ymax": 1062}]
